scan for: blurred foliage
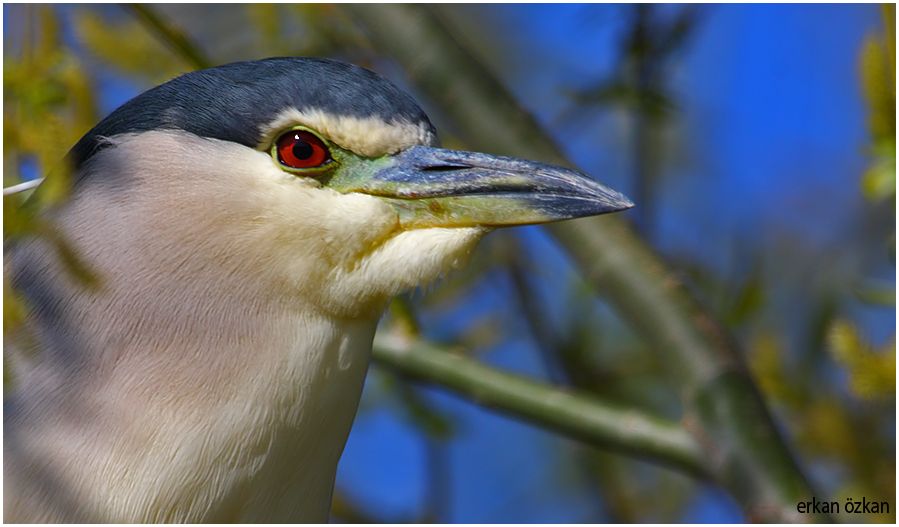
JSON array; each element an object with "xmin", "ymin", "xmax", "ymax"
[
  {"xmin": 565, "ymin": 5, "xmax": 700, "ymax": 237},
  {"xmin": 568, "ymin": 5, "xmax": 699, "ymax": 122},
  {"xmin": 4, "ymin": 6, "xmax": 102, "ymax": 350},
  {"xmin": 75, "ymin": 9, "xmax": 187, "ymax": 84},
  {"xmin": 742, "ymin": 6, "xmax": 897, "ymax": 522},
  {"xmin": 828, "ymin": 320, "xmax": 895, "ymax": 402},
  {"xmin": 859, "ymin": 5, "xmax": 896, "ymax": 204},
  {"xmin": 4, "ymin": 6, "xmax": 92, "ymax": 195},
  {"xmin": 3, "ymin": 4, "xmax": 894, "ymax": 523},
  {"xmin": 749, "ymin": 330, "xmax": 895, "ymax": 523}
]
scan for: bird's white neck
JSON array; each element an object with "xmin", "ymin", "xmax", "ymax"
[
  {"xmin": 154, "ymin": 310, "xmax": 378, "ymax": 523},
  {"xmin": 7, "ymin": 236, "xmax": 377, "ymax": 522}
]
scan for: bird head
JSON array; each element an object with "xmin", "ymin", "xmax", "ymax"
[
  {"xmin": 6, "ymin": 57, "xmax": 634, "ymax": 523},
  {"xmin": 55, "ymin": 58, "xmax": 631, "ymax": 319}
]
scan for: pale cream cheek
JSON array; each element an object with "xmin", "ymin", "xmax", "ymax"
[
  {"xmin": 322, "ymin": 227, "xmax": 486, "ymax": 317},
  {"xmin": 89, "ymin": 131, "xmax": 478, "ymax": 318},
  {"xmin": 85, "ymin": 132, "xmax": 400, "ymax": 307}
]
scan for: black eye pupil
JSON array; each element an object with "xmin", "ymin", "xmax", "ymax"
[{"xmin": 292, "ymin": 137, "xmax": 314, "ymax": 160}]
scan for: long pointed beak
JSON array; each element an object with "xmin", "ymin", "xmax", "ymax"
[{"xmin": 330, "ymin": 145, "xmax": 633, "ymax": 228}]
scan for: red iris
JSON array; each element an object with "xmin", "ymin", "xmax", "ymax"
[{"xmin": 276, "ymin": 130, "xmax": 331, "ymax": 169}]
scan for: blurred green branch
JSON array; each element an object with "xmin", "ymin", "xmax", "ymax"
[
  {"xmin": 124, "ymin": 4, "xmax": 212, "ymax": 69},
  {"xmin": 343, "ymin": 4, "xmax": 821, "ymax": 522},
  {"xmin": 372, "ymin": 333, "xmax": 708, "ymax": 478}
]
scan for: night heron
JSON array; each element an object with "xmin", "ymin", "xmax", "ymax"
[{"xmin": 4, "ymin": 57, "xmax": 631, "ymax": 522}]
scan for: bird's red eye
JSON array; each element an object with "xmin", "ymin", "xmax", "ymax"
[{"xmin": 275, "ymin": 130, "xmax": 331, "ymax": 170}]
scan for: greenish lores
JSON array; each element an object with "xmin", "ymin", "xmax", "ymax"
[{"xmin": 273, "ymin": 126, "xmax": 631, "ymax": 229}]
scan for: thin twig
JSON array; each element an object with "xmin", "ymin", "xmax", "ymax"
[{"xmin": 4, "ymin": 178, "xmax": 44, "ymax": 196}]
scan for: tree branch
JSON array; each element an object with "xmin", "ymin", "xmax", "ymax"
[
  {"xmin": 123, "ymin": 4, "xmax": 212, "ymax": 69},
  {"xmin": 372, "ymin": 333, "xmax": 708, "ymax": 478},
  {"xmin": 345, "ymin": 4, "xmax": 820, "ymax": 522}
]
